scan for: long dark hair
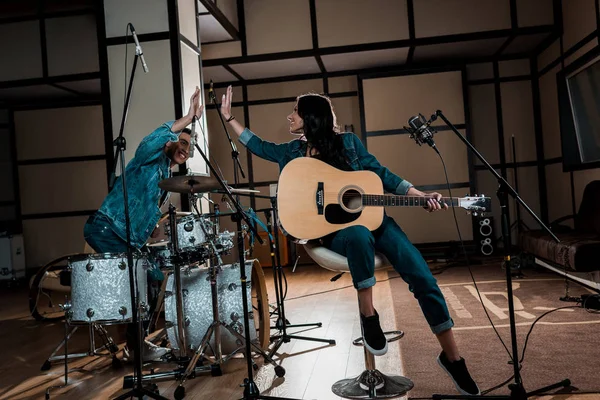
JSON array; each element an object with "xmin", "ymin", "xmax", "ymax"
[{"xmin": 297, "ymin": 93, "xmax": 350, "ymax": 170}]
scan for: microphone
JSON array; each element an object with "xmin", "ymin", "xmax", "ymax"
[
  {"xmin": 405, "ymin": 113, "xmax": 438, "ymax": 151},
  {"xmin": 129, "ymin": 24, "xmax": 149, "ymax": 73},
  {"xmin": 208, "ymin": 80, "xmax": 216, "ymax": 103},
  {"xmin": 189, "ymin": 116, "xmax": 196, "ymax": 158}
]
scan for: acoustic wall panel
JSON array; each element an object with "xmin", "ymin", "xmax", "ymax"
[
  {"xmin": 545, "ymin": 163, "xmax": 573, "ymax": 225},
  {"xmin": 14, "ymin": 106, "xmax": 105, "ymax": 161},
  {"xmin": 177, "ymin": 0, "xmax": 198, "ymax": 46},
  {"xmin": 247, "ymin": 80, "xmax": 323, "ymax": 101},
  {"xmin": 468, "ymin": 84, "xmax": 500, "ymax": 165},
  {"xmin": 500, "ymin": 81, "xmax": 537, "ymax": 163},
  {"xmin": 516, "ymin": 0, "xmax": 554, "ymax": 28},
  {"xmin": 328, "ymin": 76, "xmax": 358, "ymax": 94},
  {"xmin": 45, "ymin": 15, "xmax": 99, "ymax": 76},
  {"xmin": 539, "ymin": 65, "xmax": 562, "ymax": 159},
  {"xmin": 18, "ymin": 160, "xmax": 107, "ymax": 215},
  {"xmin": 414, "ymin": 0, "xmax": 510, "ymax": 38},
  {"xmin": 363, "ymin": 71, "xmax": 464, "ymax": 132},
  {"xmin": 366, "ymin": 131, "xmax": 469, "ymax": 187},
  {"xmin": 315, "ymin": 0, "xmax": 409, "ymax": 47},
  {"xmin": 107, "ymin": 40, "xmax": 175, "ymax": 165},
  {"xmin": 104, "ymin": 0, "xmax": 169, "ymax": 37},
  {"xmin": 23, "ymin": 216, "xmax": 89, "ymax": 267},
  {"xmin": 562, "ymin": 0, "xmax": 596, "ymax": 52},
  {"xmin": 244, "ymin": 0, "xmax": 312, "ymax": 55},
  {"xmin": 180, "ymin": 41, "xmax": 208, "ymax": 175},
  {"xmin": 0, "ymin": 21, "xmax": 43, "ymax": 81}
]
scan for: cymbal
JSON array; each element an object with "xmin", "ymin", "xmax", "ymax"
[{"xmin": 158, "ymin": 175, "xmax": 221, "ymax": 193}]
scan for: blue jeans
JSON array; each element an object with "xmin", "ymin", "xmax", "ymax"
[
  {"xmin": 323, "ymin": 215, "xmax": 453, "ymax": 334},
  {"xmin": 84, "ymin": 213, "xmax": 129, "ymax": 253}
]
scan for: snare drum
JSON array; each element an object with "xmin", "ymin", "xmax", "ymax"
[{"xmin": 67, "ymin": 252, "xmax": 149, "ymax": 324}]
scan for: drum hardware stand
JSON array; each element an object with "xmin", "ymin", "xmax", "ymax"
[
  {"xmin": 428, "ymin": 111, "xmax": 571, "ymax": 399},
  {"xmin": 45, "ymin": 311, "xmax": 70, "ymax": 399},
  {"xmin": 254, "ymin": 196, "xmax": 336, "ymax": 358},
  {"xmin": 111, "ymin": 22, "xmax": 165, "ymax": 400},
  {"xmin": 192, "ymin": 90, "xmax": 300, "ymax": 398},
  {"xmin": 41, "ymin": 320, "xmax": 121, "ymax": 371}
]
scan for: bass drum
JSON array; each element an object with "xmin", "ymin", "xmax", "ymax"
[{"xmin": 164, "ymin": 259, "xmax": 269, "ymax": 357}]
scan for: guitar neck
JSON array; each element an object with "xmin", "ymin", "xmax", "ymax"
[{"xmin": 362, "ymin": 194, "xmax": 459, "ymax": 208}]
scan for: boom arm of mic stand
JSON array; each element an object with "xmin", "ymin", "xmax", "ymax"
[
  {"xmin": 193, "ymin": 141, "xmax": 263, "ymax": 245},
  {"xmin": 210, "ymin": 93, "xmax": 246, "ymax": 179},
  {"xmin": 435, "ymin": 110, "xmax": 559, "ymax": 243}
]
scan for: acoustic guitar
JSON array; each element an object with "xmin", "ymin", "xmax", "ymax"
[{"xmin": 276, "ymin": 157, "xmax": 491, "ymax": 240}]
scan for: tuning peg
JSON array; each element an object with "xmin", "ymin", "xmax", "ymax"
[{"xmin": 473, "ymin": 211, "xmax": 478, "ymax": 217}]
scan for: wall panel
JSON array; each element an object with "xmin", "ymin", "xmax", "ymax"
[
  {"xmin": 244, "ymin": 0, "xmax": 312, "ymax": 55},
  {"xmin": 414, "ymin": 0, "xmax": 510, "ymax": 38},
  {"xmin": 104, "ymin": 0, "xmax": 169, "ymax": 37},
  {"xmin": 46, "ymin": 15, "xmax": 99, "ymax": 76},
  {"xmin": 501, "ymin": 81, "xmax": 537, "ymax": 162},
  {"xmin": 107, "ymin": 40, "xmax": 175, "ymax": 165},
  {"xmin": 316, "ymin": 0, "xmax": 409, "ymax": 47},
  {"xmin": 363, "ymin": 71, "xmax": 464, "ymax": 132},
  {"xmin": 540, "ymin": 65, "xmax": 562, "ymax": 159},
  {"xmin": 23, "ymin": 216, "xmax": 89, "ymax": 267},
  {"xmin": 14, "ymin": 106, "xmax": 105, "ymax": 160},
  {"xmin": 18, "ymin": 160, "xmax": 107, "ymax": 215},
  {"xmin": 0, "ymin": 21, "xmax": 43, "ymax": 81},
  {"xmin": 469, "ymin": 84, "xmax": 500, "ymax": 165},
  {"xmin": 247, "ymin": 80, "xmax": 323, "ymax": 101},
  {"xmin": 562, "ymin": 0, "xmax": 596, "ymax": 52},
  {"xmin": 367, "ymin": 132, "xmax": 469, "ymax": 187}
]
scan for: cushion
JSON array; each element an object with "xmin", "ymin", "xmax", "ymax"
[{"xmin": 520, "ymin": 230, "xmax": 600, "ymax": 272}]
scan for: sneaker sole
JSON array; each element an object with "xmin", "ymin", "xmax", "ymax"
[
  {"xmin": 436, "ymin": 355, "xmax": 481, "ymax": 396},
  {"xmin": 364, "ymin": 340, "xmax": 388, "ymax": 356}
]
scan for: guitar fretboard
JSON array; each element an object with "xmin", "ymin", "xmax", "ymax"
[{"xmin": 361, "ymin": 195, "xmax": 459, "ymax": 207}]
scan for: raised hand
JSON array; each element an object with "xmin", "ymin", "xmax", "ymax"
[{"xmin": 221, "ymin": 85, "xmax": 233, "ymax": 120}]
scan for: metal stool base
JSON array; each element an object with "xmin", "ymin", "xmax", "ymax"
[{"xmin": 332, "ymin": 369, "xmax": 414, "ymax": 399}]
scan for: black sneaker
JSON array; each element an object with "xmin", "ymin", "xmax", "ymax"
[
  {"xmin": 360, "ymin": 311, "xmax": 388, "ymax": 356},
  {"xmin": 437, "ymin": 351, "xmax": 480, "ymax": 395}
]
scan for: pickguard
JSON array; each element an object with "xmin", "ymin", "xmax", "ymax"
[{"xmin": 324, "ymin": 204, "xmax": 361, "ymax": 224}]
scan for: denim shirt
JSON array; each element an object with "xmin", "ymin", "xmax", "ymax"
[
  {"xmin": 239, "ymin": 128, "xmax": 413, "ymax": 195},
  {"xmin": 97, "ymin": 121, "xmax": 180, "ymax": 249}
]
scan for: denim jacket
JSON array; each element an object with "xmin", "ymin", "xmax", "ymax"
[
  {"xmin": 97, "ymin": 121, "xmax": 179, "ymax": 249},
  {"xmin": 239, "ymin": 128, "xmax": 413, "ymax": 195}
]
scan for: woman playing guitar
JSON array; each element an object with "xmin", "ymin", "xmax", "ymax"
[{"xmin": 219, "ymin": 86, "xmax": 479, "ymax": 396}]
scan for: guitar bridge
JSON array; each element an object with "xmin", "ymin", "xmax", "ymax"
[{"xmin": 316, "ymin": 182, "xmax": 324, "ymax": 215}]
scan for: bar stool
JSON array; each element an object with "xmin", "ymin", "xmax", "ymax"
[{"xmin": 303, "ymin": 241, "xmax": 414, "ymax": 399}]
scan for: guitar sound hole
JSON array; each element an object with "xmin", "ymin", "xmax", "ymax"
[{"xmin": 341, "ymin": 189, "xmax": 362, "ymax": 212}]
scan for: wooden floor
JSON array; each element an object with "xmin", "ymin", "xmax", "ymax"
[{"xmin": 1, "ymin": 263, "xmax": 599, "ymax": 400}]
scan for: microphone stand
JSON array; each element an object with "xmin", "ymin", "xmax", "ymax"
[
  {"xmin": 191, "ymin": 141, "xmax": 300, "ymax": 400},
  {"xmin": 431, "ymin": 111, "xmax": 570, "ymax": 400},
  {"xmin": 110, "ymin": 41, "xmax": 165, "ymax": 400}
]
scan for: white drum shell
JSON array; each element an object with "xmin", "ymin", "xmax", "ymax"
[
  {"xmin": 68, "ymin": 253, "xmax": 149, "ymax": 324},
  {"xmin": 165, "ymin": 261, "xmax": 257, "ymax": 356}
]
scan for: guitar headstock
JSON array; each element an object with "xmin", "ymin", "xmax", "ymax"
[{"xmin": 459, "ymin": 194, "xmax": 491, "ymax": 215}]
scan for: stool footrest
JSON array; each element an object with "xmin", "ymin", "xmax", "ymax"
[
  {"xmin": 331, "ymin": 368, "xmax": 414, "ymax": 399},
  {"xmin": 352, "ymin": 330, "xmax": 404, "ymax": 347}
]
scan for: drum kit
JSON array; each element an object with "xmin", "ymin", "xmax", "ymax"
[{"xmin": 43, "ymin": 174, "xmax": 282, "ymax": 399}]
